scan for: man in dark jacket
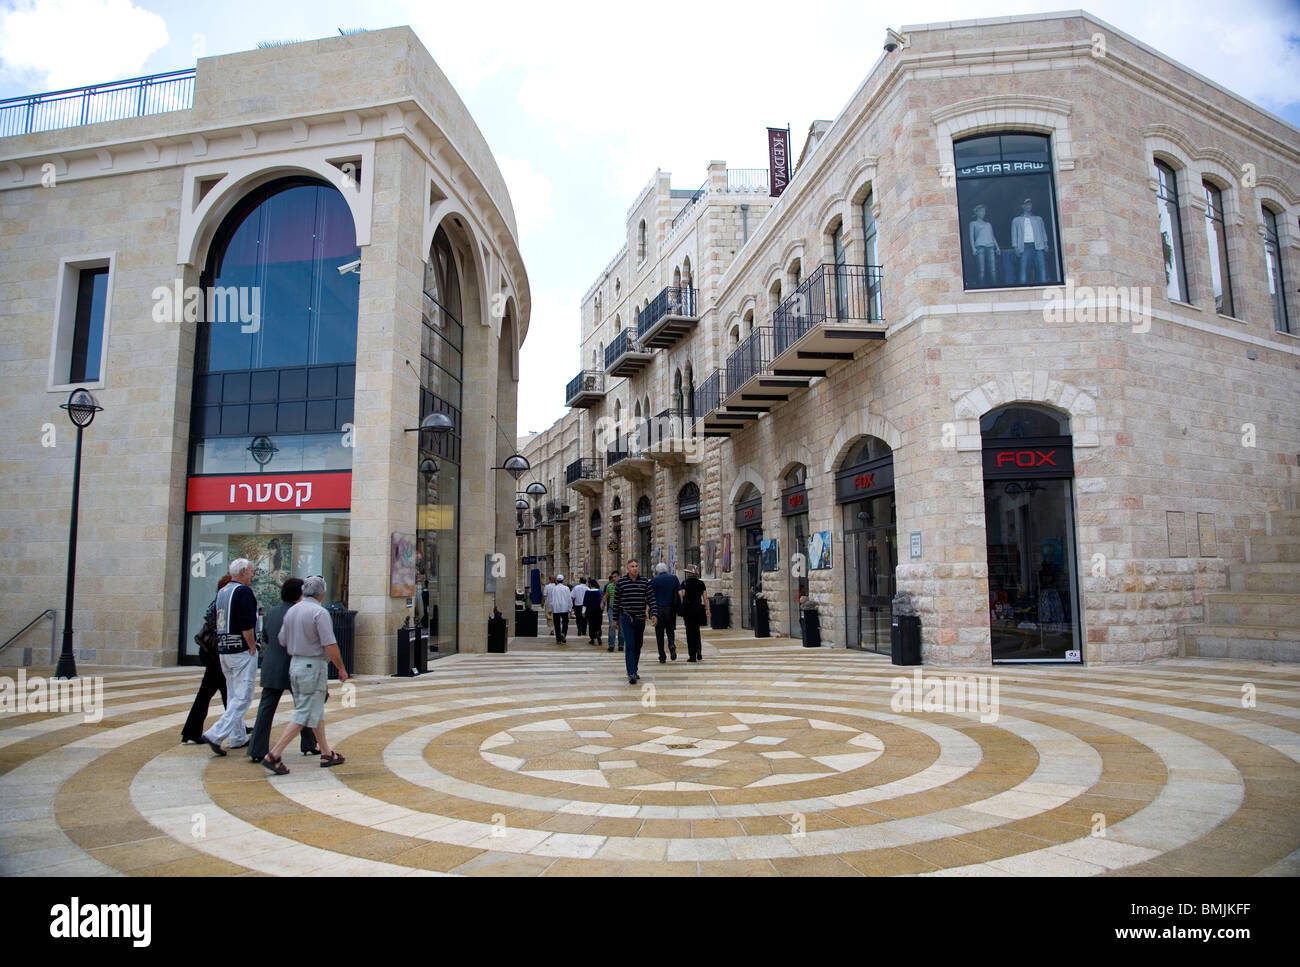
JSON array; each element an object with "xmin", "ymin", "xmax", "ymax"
[
  {"xmin": 649, "ymin": 562, "xmax": 681, "ymax": 662},
  {"xmin": 247, "ymin": 577, "xmax": 317, "ymax": 762}
]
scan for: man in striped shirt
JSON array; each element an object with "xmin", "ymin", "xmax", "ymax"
[{"xmin": 615, "ymin": 560, "xmax": 658, "ymax": 684}]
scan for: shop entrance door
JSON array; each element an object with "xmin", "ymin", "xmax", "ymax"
[
  {"xmin": 741, "ymin": 526, "xmax": 763, "ymax": 629},
  {"xmin": 844, "ymin": 525, "xmax": 895, "ymax": 652}
]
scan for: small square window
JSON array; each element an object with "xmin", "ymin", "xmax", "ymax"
[{"xmin": 48, "ymin": 255, "xmax": 114, "ymax": 390}]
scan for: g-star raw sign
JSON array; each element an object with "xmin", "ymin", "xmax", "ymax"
[
  {"xmin": 767, "ymin": 127, "xmax": 790, "ymax": 198},
  {"xmin": 187, "ymin": 471, "xmax": 353, "ymax": 512}
]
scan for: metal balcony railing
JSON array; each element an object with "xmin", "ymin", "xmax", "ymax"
[
  {"xmin": 606, "ymin": 447, "xmax": 629, "ymax": 468},
  {"xmin": 670, "ymin": 179, "xmax": 708, "ymax": 229},
  {"xmin": 693, "ymin": 370, "xmax": 725, "ymax": 421},
  {"xmin": 725, "ymin": 326, "xmax": 776, "ymax": 396},
  {"xmin": 637, "ymin": 286, "xmax": 698, "ymax": 339},
  {"xmin": 725, "ymin": 168, "xmax": 770, "ymax": 193},
  {"xmin": 0, "ymin": 69, "xmax": 196, "ymax": 137},
  {"xmin": 515, "ymin": 510, "xmax": 538, "ymax": 532},
  {"xmin": 604, "ymin": 328, "xmax": 645, "ymax": 370},
  {"xmin": 565, "ymin": 369, "xmax": 605, "ymax": 405},
  {"xmin": 565, "ymin": 457, "xmax": 602, "ymax": 485},
  {"xmin": 642, "ymin": 408, "xmax": 688, "ymax": 447},
  {"xmin": 773, "ymin": 264, "xmax": 885, "ymax": 355}
]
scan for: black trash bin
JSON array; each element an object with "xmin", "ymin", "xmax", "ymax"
[
  {"xmin": 754, "ymin": 597, "xmax": 770, "ymax": 638},
  {"xmin": 515, "ymin": 608, "xmax": 538, "ymax": 637},
  {"xmin": 891, "ymin": 614, "xmax": 921, "ymax": 665},
  {"xmin": 327, "ymin": 607, "xmax": 357, "ymax": 680},
  {"xmin": 710, "ymin": 594, "xmax": 730, "ymax": 630},
  {"xmin": 801, "ymin": 607, "xmax": 821, "ymax": 648},
  {"xmin": 488, "ymin": 609, "xmax": 508, "ymax": 653}
]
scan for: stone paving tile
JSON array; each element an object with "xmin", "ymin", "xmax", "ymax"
[{"xmin": 3, "ymin": 650, "xmax": 1299, "ymax": 876}]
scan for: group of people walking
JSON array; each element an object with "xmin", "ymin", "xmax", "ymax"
[
  {"xmin": 182, "ymin": 558, "xmax": 349, "ymax": 777},
  {"xmin": 540, "ymin": 561, "xmax": 709, "ymax": 684}
]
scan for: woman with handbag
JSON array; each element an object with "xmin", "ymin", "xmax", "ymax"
[{"xmin": 181, "ymin": 574, "xmax": 231, "ymax": 744}]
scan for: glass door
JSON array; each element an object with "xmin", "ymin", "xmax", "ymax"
[
  {"xmin": 844, "ymin": 526, "xmax": 895, "ymax": 652},
  {"xmin": 787, "ymin": 513, "xmax": 808, "ymax": 639},
  {"xmin": 741, "ymin": 526, "xmax": 763, "ymax": 629},
  {"xmin": 985, "ymin": 477, "xmax": 1081, "ymax": 662}
]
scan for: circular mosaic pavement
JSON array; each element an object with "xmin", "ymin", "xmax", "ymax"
[{"xmin": 2, "ymin": 639, "xmax": 1299, "ymax": 876}]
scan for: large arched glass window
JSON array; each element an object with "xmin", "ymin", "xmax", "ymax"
[
  {"xmin": 1203, "ymin": 181, "xmax": 1234, "ymax": 317},
  {"xmin": 201, "ymin": 178, "xmax": 359, "ymax": 372},
  {"xmin": 954, "ymin": 132, "xmax": 1062, "ymax": 288},
  {"xmin": 1264, "ymin": 206, "xmax": 1290, "ymax": 333},
  {"xmin": 1155, "ymin": 161, "xmax": 1189, "ymax": 303}
]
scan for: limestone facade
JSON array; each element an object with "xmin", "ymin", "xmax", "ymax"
[
  {"xmin": 538, "ymin": 11, "xmax": 1300, "ymax": 664},
  {"xmin": 0, "ymin": 28, "xmax": 530, "ymax": 671}
]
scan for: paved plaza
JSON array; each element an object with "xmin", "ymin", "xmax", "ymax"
[{"xmin": 2, "ymin": 632, "xmax": 1298, "ymax": 877}]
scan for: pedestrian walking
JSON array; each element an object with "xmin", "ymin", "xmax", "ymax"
[
  {"xmin": 550, "ymin": 574, "xmax": 573, "ymax": 643},
  {"xmin": 261, "ymin": 575, "xmax": 349, "ymax": 776},
  {"xmin": 604, "ymin": 571, "xmax": 624, "ymax": 652},
  {"xmin": 584, "ymin": 577, "xmax": 602, "ymax": 645},
  {"xmin": 247, "ymin": 577, "xmax": 318, "ymax": 763},
  {"xmin": 615, "ymin": 560, "xmax": 658, "ymax": 684},
  {"xmin": 180, "ymin": 574, "xmax": 230, "ymax": 744},
  {"xmin": 680, "ymin": 565, "xmax": 709, "ymax": 663},
  {"xmin": 571, "ymin": 577, "xmax": 588, "ymax": 638},
  {"xmin": 650, "ymin": 562, "xmax": 681, "ymax": 662},
  {"xmin": 200, "ymin": 559, "xmax": 260, "ymax": 756}
]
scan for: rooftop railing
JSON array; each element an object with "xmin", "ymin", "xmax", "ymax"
[
  {"xmin": 725, "ymin": 168, "xmax": 769, "ymax": 193},
  {"xmin": 670, "ymin": 179, "xmax": 708, "ymax": 229},
  {"xmin": 0, "ymin": 68, "xmax": 196, "ymax": 137}
]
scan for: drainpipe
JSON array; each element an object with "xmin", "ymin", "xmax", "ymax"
[{"xmin": 740, "ymin": 204, "xmax": 750, "ymax": 244}]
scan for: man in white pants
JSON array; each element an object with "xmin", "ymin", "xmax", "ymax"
[{"xmin": 201, "ymin": 558, "xmax": 259, "ymax": 756}]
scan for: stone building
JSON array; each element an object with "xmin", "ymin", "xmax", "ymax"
[
  {"xmin": 0, "ymin": 28, "xmax": 530, "ymax": 672},
  {"xmin": 542, "ymin": 10, "xmax": 1300, "ymax": 665}
]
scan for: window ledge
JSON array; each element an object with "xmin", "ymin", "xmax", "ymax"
[
  {"xmin": 1216, "ymin": 313, "xmax": 1245, "ymax": 325},
  {"xmin": 1167, "ymin": 299, "xmax": 1199, "ymax": 311},
  {"xmin": 1273, "ymin": 328, "xmax": 1299, "ymax": 340},
  {"xmin": 48, "ymin": 379, "xmax": 105, "ymax": 394}
]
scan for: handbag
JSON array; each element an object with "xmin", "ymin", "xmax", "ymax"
[{"xmin": 194, "ymin": 601, "xmax": 218, "ymax": 658}]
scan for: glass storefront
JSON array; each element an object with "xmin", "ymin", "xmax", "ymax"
[
  {"xmin": 183, "ymin": 511, "xmax": 350, "ymax": 659},
  {"xmin": 982, "ymin": 405, "xmax": 1082, "ymax": 663},
  {"xmin": 735, "ymin": 488, "xmax": 763, "ymax": 629},
  {"xmin": 955, "ymin": 132, "xmax": 1062, "ymax": 289},
  {"xmin": 679, "ymin": 482, "xmax": 701, "ymax": 574},
  {"xmin": 781, "ymin": 468, "xmax": 809, "ymax": 640}
]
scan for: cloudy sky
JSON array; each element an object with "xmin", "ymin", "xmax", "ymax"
[{"xmin": 3, "ymin": 0, "xmax": 1298, "ymax": 432}]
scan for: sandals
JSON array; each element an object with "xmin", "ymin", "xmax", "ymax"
[
  {"xmin": 301, "ymin": 747, "xmax": 321, "ymax": 756},
  {"xmin": 261, "ymin": 752, "xmax": 289, "ymax": 776},
  {"xmin": 320, "ymin": 751, "xmax": 345, "ymax": 768}
]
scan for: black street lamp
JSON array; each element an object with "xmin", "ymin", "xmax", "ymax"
[{"xmin": 56, "ymin": 388, "xmax": 102, "ymax": 680}]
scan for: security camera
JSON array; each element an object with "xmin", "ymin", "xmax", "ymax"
[
  {"xmin": 338, "ymin": 259, "xmax": 361, "ymax": 276},
  {"xmin": 883, "ymin": 28, "xmax": 907, "ymax": 53}
]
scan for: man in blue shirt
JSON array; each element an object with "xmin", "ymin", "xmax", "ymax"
[{"xmin": 649, "ymin": 562, "xmax": 681, "ymax": 663}]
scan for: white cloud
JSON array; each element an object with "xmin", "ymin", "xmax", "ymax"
[
  {"xmin": 0, "ymin": 0, "xmax": 169, "ymax": 89},
  {"xmin": 517, "ymin": 285, "xmax": 583, "ymax": 432}
]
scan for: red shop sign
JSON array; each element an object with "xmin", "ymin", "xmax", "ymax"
[{"xmin": 187, "ymin": 471, "xmax": 353, "ymax": 513}]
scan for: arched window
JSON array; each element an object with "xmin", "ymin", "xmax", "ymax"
[
  {"xmin": 784, "ymin": 465, "xmax": 807, "ymax": 489},
  {"xmin": 682, "ymin": 256, "xmax": 692, "ymax": 288},
  {"xmin": 638, "ymin": 220, "xmax": 647, "ymax": 261},
  {"xmin": 730, "ymin": 325, "xmax": 741, "ymax": 348},
  {"xmin": 1155, "ymin": 161, "xmax": 1188, "ymax": 303},
  {"xmin": 743, "ymin": 308, "xmax": 754, "ymax": 336},
  {"xmin": 1203, "ymin": 180, "xmax": 1234, "ymax": 317},
  {"xmin": 673, "ymin": 266, "xmax": 682, "ymax": 288},
  {"xmin": 200, "ymin": 177, "xmax": 359, "ymax": 373},
  {"xmin": 615, "ymin": 278, "xmax": 621, "ymax": 298},
  {"xmin": 1263, "ymin": 205, "xmax": 1290, "ymax": 333},
  {"xmin": 673, "ymin": 368, "xmax": 683, "ymax": 414},
  {"xmin": 843, "ymin": 435, "xmax": 893, "ymax": 466},
  {"xmin": 862, "ymin": 192, "xmax": 882, "ymax": 320},
  {"xmin": 684, "ymin": 360, "xmax": 695, "ymax": 421}
]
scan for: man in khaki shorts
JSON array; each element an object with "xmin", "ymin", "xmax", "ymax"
[{"xmin": 261, "ymin": 575, "xmax": 349, "ymax": 775}]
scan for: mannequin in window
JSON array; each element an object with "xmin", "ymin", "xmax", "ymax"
[
  {"xmin": 1011, "ymin": 198, "xmax": 1049, "ymax": 284},
  {"xmin": 968, "ymin": 204, "xmax": 1000, "ymax": 286}
]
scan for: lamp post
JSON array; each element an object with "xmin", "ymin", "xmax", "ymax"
[
  {"xmin": 56, "ymin": 388, "xmax": 103, "ymax": 680},
  {"xmin": 247, "ymin": 434, "xmax": 278, "ymax": 471}
]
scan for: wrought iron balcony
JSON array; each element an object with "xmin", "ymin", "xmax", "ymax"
[
  {"xmin": 606, "ymin": 448, "xmax": 628, "ymax": 468},
  {"xmin": 670, "ymin": 179, "xmax": 708, "ymax": 230},
  {"xmin": 565, "ymin": 370, "xmax": 606, "ymax": 408},
  {"xmin": 0, "ymin": 69, "xmax": 196, "ymax": 137},
  {"xmin": 604, "ymin": 328, "xmax": 653, "ymax": 377},
  {"xmin": 772, "ymin": 264, "xmax": 885, "ymax": 368},
  {"xmin": 723, "ymin": 326, "xmax": 810, "ymax": 412},
  {"xmin": 693, "ymin": 369, "xmax": 752, "ymax": 437},
  {"xmin": 515, "ymin": 510, "xmax": 538, "ymax": 534},
  {"xmin": 566, "ymin": 457, "xmax": 604, "ymax": 497},
  {"xmin": 641, "ymin": 408, "xmax": 700, "ymax": 465},
  {"xmin": 637, "ymin": 286, "xmax": 699, "ymax": 348}
]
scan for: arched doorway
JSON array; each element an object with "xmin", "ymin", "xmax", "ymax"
[
  {"xmin": 590, "ymin": 508, "xmax": 603, "ymax": 583},
  {"xmin": 982, "ymin": 404, "xmax": 1081, "ymax": 663},
  {"xmin": 734, "ymin": 483, "xmax": 764, "ymax": 629},
  {"xmin": 636, "ymin": 495, "xmax": 652, "ymax": 568},
  {"xmin": 781, "ymin": 465, "xmax": 809, "ymax": 639},
  {"xmin": 836, "ymin": 436, "xmax": 896, "ymax": 652}
]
